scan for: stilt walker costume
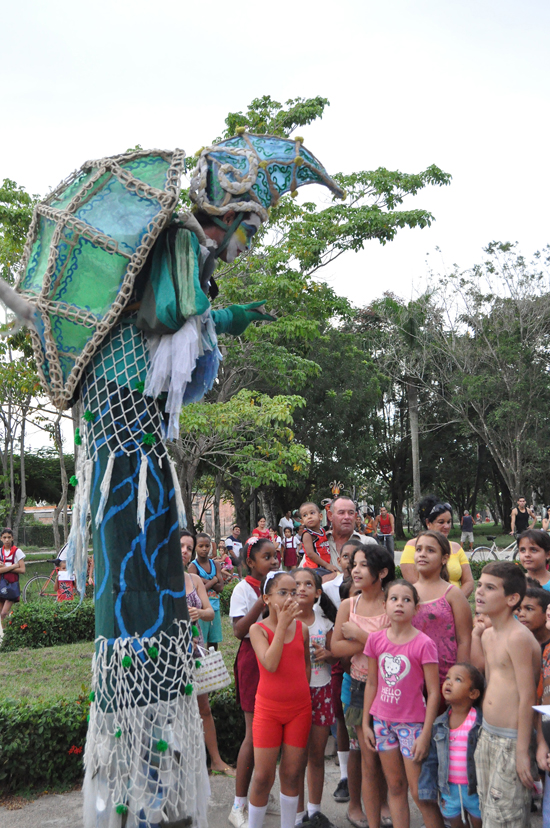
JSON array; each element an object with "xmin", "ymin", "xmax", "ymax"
[{"xmin": 8, "ymin": 131, "xmax": 344, "ymax": 828}]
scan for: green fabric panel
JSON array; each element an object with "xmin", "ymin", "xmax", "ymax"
[{"xmin": 212, "ymin": 307, "xmax": 234, "ymax": 334}]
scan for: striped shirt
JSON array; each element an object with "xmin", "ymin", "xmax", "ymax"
[{"xmin": 448, "ymin": 707, "xmax": 476, "ymax": 784}]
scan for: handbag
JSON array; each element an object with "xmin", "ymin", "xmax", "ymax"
[
  {"xmin": 0, "ymin": 577, "xmax": 20, "ymax": 602},
  {"xmin": 194, "ymin": 645, "xmax": 232, "ymax": 695}
]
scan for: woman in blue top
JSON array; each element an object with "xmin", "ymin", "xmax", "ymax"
[{"xmin": 189, "ymin": 532, "xmax": 225, "ymax": 649}]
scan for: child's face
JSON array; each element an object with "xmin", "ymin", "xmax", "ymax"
[
  {"xmin": 1, "ymin": 533, "xmax": 13, "ymax": 547},
  {"xmin": 546, "ymin": 602, "xmax": 550, "ymax": 632},
  {"xmin": 442, "ymin": 665, "xmax": 479, "ymax": 706},
  {"xmin": 300, "ymin": 504, "xmax": 321, "ymax": 531},
  {"xmin": 180, "ymin": 535, "xmax": 194, "ymax": 567},
  {"xmin": 295, "ymin": 569, "xmax": 320, "ymax": 607},
  {"xmin": 384, "ymin": 584, "xmax": 417, "ymax": 622},
  {"xmin": 476, "ymin": 573, "xmax": 517, "ymax": 616},
  {"xmin": 195, "ymin": 538, "xmax": 211, "ymax": 558},
  {"xmin": 414, "ymin": 536, "xmax": 449, "ymax": 577},
  {"xmin": 249, "ymin": 542, "xmax": 278, "ymax": 578},
  {"xmin": 518, "ymin": 596, "xmax": 547, "ymax": 633},
  {"xmin": 474, "ymin": 609, "xmax": 492, "ymax": 631},
  {"xmin": 59, "ymin": 561, "xmax": 67, "ymax": 571},
  {"xmin": 264, "ymin": 574, "xmax": 297, "ymax": 613},
  {"xmin": 351, "ymin": 550, "xmax": 378, "ymax": 590},
  {"xmin": 518, "ymin": 538, "xmax": 550, "ymax": 573},
  {"xmin": 339, "ymin": 544, "xmax": 356, "ymax": 577},
  {"xmin": 284, "ymin": 528, "xmax": 292, "ymax": 538}
]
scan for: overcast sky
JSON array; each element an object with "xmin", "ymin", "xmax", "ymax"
[{"xmin": 3, "ymin": 0, "xmax": 549, "ymax": 446}]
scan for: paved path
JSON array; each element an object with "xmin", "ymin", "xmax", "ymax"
[{"xmin": 0, "ymin": 758, "xmax": 544, "ymax": 828}]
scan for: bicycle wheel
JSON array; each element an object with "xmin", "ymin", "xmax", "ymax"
[
  {"xmin": 470, "ymin": 546, "xmax": 498, "ymax": 561},
  {"xmin": 23, "ymin": 575, "xmax": 56, "ymax": 602}
]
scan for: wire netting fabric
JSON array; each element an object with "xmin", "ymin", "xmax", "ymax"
[{"xmin": 83, "ymin": 621, "xmax": 209, "ymax": 828}]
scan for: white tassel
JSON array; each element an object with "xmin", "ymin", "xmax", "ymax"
[
  {"xmin": 95, "ymin": 451, "xmax": 116, "ymax": 528},
  {"xmin": 168, "ymin": 459, "xmax": 187, "ymax": 528},
  {"xmin": 137, "ymin": 453, "xmax": 149, "ymax": 530}
]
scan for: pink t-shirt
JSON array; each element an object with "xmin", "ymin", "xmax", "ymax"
[
  {"xmin": 448, "ymin": 707, "xmax": 476, "ymax": 784},
  {"xmin": 364, "ymin": 628, "xmax": 438, "ymax": 723}
]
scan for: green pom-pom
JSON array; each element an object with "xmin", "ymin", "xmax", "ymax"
[
  {"xmin": 88, "ymin": 691, "xmax": 95, "ymax": 702},
  {"xmin": 191, "ymin": 625, "xmax": 199, "ymax": 637},
  {"xmin": 156, "ymin": 739, "xmax": 168, "ymax": 753},
  {"xmin": 69, "ymin": 475, "xmax": 78, "ymax": 487},
  {"xmin": 184, "ymin": 683, "xmax": 193, "ymax": 696},
  {"xmin": 83, "ymin": 410, "xmax": 95, "ymax": 423},
  {"xmin": 74, "ymin": 428, "xmax": 82, "ymax": 446},
  {"xmin": 147, "ymin": 646, "xmax": 159, "ymax": 659},
  {"xmin": 141, "ymin": 433, "xmax": 156, "ymax": 446},
  {"xmin": 134, "ymin": 380, "xmax": 145, "ymax": 393},
  {"xmin": 195, "ymin": 660, "xmax": 202, "ymax": 669},
  {"xmin": 115, "ymin": 804, "xmax": 128, "ymax": 815},
  {"xmin": 114, "ymin": 728, "xmax": 122, "ymax": 738},
  {"xmin": 122, "ymin": 655, "xmax": 132, "ymax": 669}
]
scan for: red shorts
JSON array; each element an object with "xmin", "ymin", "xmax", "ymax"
[
  {"xmin": 311, "ymin": 684, "xmax": 335, "ymax": 728},
  {"xmin": 253, "ymin": 694, "xmax": 312, "ymax": 749},
  {"xmin": 331, "ymin": 661, "xmax": 345, "ymax": 721}
]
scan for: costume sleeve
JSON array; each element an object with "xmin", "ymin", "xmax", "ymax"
[
  {"xmin": 399, "ymin": 542, "xmax": 416, "ymax": 565},
  {"xmin": 212, "ymin": 302, "xmax": 276, "ymax": 336}
]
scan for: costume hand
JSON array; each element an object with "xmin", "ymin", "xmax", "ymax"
[
  {"xmin": 363, "ymin": 725, "xmax": 376, "ymax": 751},
  {"xmin": 342, "ymin": 620, "xmax": 362, "ymax": 641},
  {"xmin": 516, "ymin": 750, "xmax": 534, "ymax": 789},
  {"xmin": 225, "ymin": 303, "xmax": 276, "ymax": 336}
]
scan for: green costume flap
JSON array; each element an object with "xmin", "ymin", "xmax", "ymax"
[{"xmin": 136, "ymin": 226, "xmax": 210, "ymax": 335}]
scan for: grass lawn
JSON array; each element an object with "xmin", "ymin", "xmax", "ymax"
[{"xmin": 0, "ymin": 640, "xmax": 94, "ymax": 703}]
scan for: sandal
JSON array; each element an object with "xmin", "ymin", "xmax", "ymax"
[
  {"xmin": 381, "ymin": 818, "xmax": 393, "ymax": 827},
  {"xmin": 210, "ymin": 766, "xmax": 237, "ymax": 778},
  {"xmin": 346, "ymin": 812, "xmax": 369, "ymax": 828}
]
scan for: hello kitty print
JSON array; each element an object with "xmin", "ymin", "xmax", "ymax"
[{"xmin": 365, "ymin": 629, "xmax": 439, "ymax": 723}]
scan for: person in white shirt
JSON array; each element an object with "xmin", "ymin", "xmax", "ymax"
[{"xmin": 225, "ymin": 524, "xmax": 244, "ymax": 578}]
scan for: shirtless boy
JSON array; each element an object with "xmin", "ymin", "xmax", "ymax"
[{"xmin": 474, "ymin": 561, "xmax": 540, "ymax": 828}]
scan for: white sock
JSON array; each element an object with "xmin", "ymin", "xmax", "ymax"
[
  {"xmin": 295, "ymin": 810, "xmax": 306, "ymax": 826},
  {"xmin": 307, "ymin": 801, "xmax": 321, "ymax": 818},
  {"xmin": 280, "ymin": 792, "xmax": 299, "ymax": 828},
  {"xmin": 337, "ymin": 750, "xmax": 349, "ymax": 780},
  {"xmin": 233, "ymin": 796, "xmax": 247, "ymax": 809},
  {"xmin": 248, "ymin": 802, "xmax": 267, "ymax": 828}
]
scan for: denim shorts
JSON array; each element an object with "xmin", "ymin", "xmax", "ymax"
[{"xmin": 441, "ymin": 783, "xmax": 481, "ymax": 819}]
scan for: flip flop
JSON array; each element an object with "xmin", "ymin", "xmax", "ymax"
[
  {"xmin": 346, "ymin": 812, "xmax": 369, "ymax": 828},
  {"xmin": 381, "ymin": 818, "xmax": 393, "ymax": 827},
  {"xmin": 210, "ymin": 766, "xmax": 237, "ymax": 778}
]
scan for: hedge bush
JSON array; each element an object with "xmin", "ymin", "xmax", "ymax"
[
  {"xmin": 220, "ymin": 578, "xmax": 239, "ymax": 615},
  {"xmin": 1, "ymin": 600, "xmax": 95, "ymax": 652},
  {"xmin": 0, "ymin": 695, "xmax": 90, "ymax": 792},
  {"xmin": 210, "ymin": 686, "xmax": 245, "ymax": 764}
]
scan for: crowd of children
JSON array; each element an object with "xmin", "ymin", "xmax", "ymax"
[{"xmin": 219, "ymin": 502, "xmax": 550, "ymax": 828}]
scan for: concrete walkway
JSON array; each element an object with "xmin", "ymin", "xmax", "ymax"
[{"xmin": 0, "ymin": 758, "xmax": 544, "ymax": 828}]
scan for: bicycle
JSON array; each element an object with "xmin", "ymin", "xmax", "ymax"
[
  {"xmin": 470, "ymin": 535, "xmax": 519, "ymax": 562},
  {"xmin": 22, "ymin": 561, "xmax": 60, "ymax": 602}
]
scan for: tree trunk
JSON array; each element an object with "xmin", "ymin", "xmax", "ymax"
[
  {"xmin": 13, "ymin": 397, "xmax": 31, "ymax": 542},
  {"xmin": 227, "ymin": 479, "xmax": 250, "ymax": 537},
  {"xmin": 213, "ymin": 472, "xmax": 222, "ymax": 544},
  {"xmin": 407, "ymin": 380, "xmax": 421, "ymax": 516},
  {"xmin": 52, "ymin": 415, "xmax": 69, "ymax": 551}
]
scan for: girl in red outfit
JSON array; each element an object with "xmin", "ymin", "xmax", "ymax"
[{"xmin": 249, "ymin": 571, "xmax": 312, "ymax": 828}]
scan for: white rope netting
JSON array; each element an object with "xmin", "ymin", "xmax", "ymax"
[{"xmin": 83, "ymin": 621, "xmax": 209, "ymax": 828}]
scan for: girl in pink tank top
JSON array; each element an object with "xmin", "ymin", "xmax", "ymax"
[
  {"xmin": 332, "ymin": 543, "xmax": 396, "ymax": 828},
  {"xmin": 412, "ymin": 531, "xmax": 473, "ymax": 687}
]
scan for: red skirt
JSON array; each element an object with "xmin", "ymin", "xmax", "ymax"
[
  {"xmin": 234, "ymin": 637, "xmax": 260, "ymax": 713},
  {"xmin": 284, "ymin": 547, "xmax": 298, "ymax": 568}
]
